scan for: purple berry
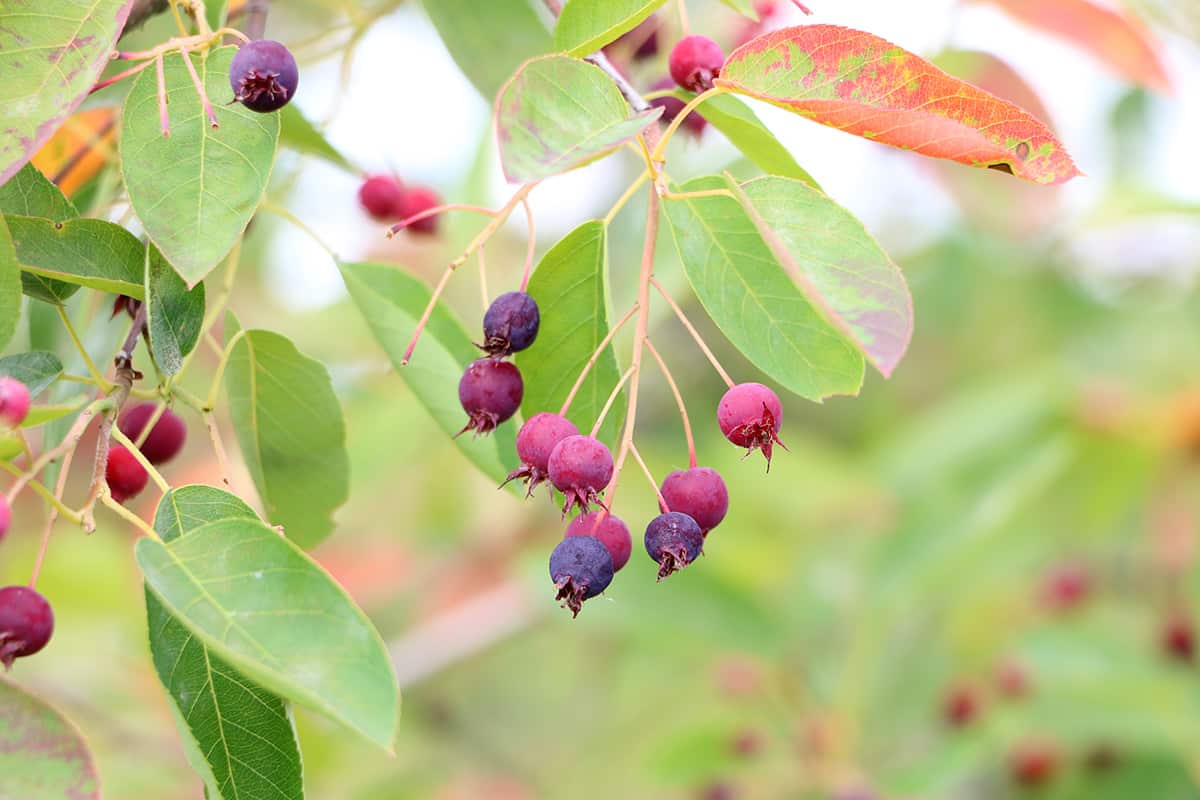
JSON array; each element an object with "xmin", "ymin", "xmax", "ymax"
[
  {"xmin": 718, "ymin": 383, "xmax": 785, "ymax": 467},
  {"xmin": 503, "ymin": 412, "xmax": 579, "ymax": 495},
  {"xmin": 118, "ymin": 404, "xmax": 187, "ymax": 465},
  {"xmin": 661, "ymin": 466, "xmax": 728, "ymax": 534},
  {"xmin": 480, "ymin": 291, "xmax": 540, "ymax": 357},
  {"xmin": 458, "ymin": 358, "xmax": 523, "ymax": 436},
  {"xmin": 397, "ymin": 186, "xmax": 442, "ymax": 235},
  {"xmin": 548, "ymin": 435, "xmax": 614, "ymax": 516},
  {"xmin": 106, "ymin": 444, "xmax": 149, "ymax": 504},
  {"xmin": 0, "ymin": 377, "xmax": 32, "ymax": 428},
  {"xmin": 0, "ymin": 585, "xmax": 54, "ymax": 668},
  {"xmin": 645, "ymin": 511, "xmax": 704, "ymax": 580},
  {"xmin": 566, "ymin": 511, "xmax": 632, "ymax": 572},
  {"xmin": 0, "ymin": 495, "xmax": 10, "ymax": 543},
  {"xmin": 549, "ymin": 536, "xmax": 614, "ymax": 617},
  {"xmin": 649, "ymin": 77, "xmax": 708, "ymax": 137},
  {"xmin": 358, "ymin": 174, "xmax": 404, "ymax": 221},
  {"xmin": 229, "ymin": 40, "xmax": 298, "ymax": 113},
  {"xmin": 669, "ymin": 35, "xmax": 725, "ymax": 93}
]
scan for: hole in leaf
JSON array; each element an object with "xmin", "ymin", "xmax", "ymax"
[{"xmin": 987, "ymin": 162, "xmax": 1015, "ymax": 175}]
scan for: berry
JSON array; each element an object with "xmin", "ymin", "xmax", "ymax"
[
  {"xmin": 397, "ymin": 185, "xmax": 442, "ymax": 235},
  {"xmin": 669, "ymin": 35, "xmax": 725, "ymax": 93},
  {"xmin": 718, "ymin": 383, "xmax": 785, "ymax": 466},
  {"xmin": 118, "ymin": 404, "xmax": 187, "ymax": 465},
  {"xmin": 943, "ymin": 684, "xmax": 982, "ymax": 727},
  {"xmin": 1040, "ymin": 563, "xmax": 1091, "ymax": 612},
  {"xmin": 566, "ymin": 511, "xmax": 632, "ymax": 572},
  {"xmin": 547, "ymin": 435, "xmax": 614, "ymax": 515},
  {"xmin": 0, "ymin": 494, "xmax": 10, "ymax": 543},
  {"xmin": 458, "ymin": 359, "xmax": 523, "ymax": 436},
  {"xmin": 0, "ymin": 585, "xmax": 54, "ymax": 668},
  {"xmin": 1008, "ymin": 739, "xmax": 1059, "ymax": 787},
  {"xmin": 644, "ymin": 511, "xmax": 704, "ymax": 580},
  {"xmin": 504, "ymin": 412, "xmax": 579, "ymax": 495},
  {"xmin": 0, "ymin": 377, "xmax": 32, "ymax": 429},
  {"xmin": 358, "ymin": 174, "xmax": 405, "ymax": 221},
  {"xmin": 660, "ymin": 466, "xmax": 728, "ymax": 534},
  {"xmin": 548, "ymin": 535, "xmax": 614, "ymax": 617},
  {"xmin": 106, "ymin": 444, "xmax": 149, "ymax": 504},
  {"xmin": 481, "ymin": 291, "xmax": 540, "ymax": 358},
  {"xmin": 229, "ymin": 40, "xmax": 299, "ymax": 112},
  {"xmin": 1162, "ymin": 613, "xmax": 1195, "ymax": 663},
  {"xmin": 648, "ymin": 77, "xmax": 708, "ymax": 136}
]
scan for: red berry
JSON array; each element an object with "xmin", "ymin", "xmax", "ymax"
[
  {"xmin": 548, "ymin": 435, "xmax": 614, "ymax": 516},
  {"xmin": 457, "ymin": 359, "xmax": 523, "ymax": 437},
  {"xmin": 943, "ymin": 684, "xmax": 982, "ymax": 727},
  {"xmin": 0, "ymin": 377, "xmax": 32, "ymax": 428},
  {"xmin": 995, "ymin": 659, "xmax": 1030, "ymax": 699},
  {"xmin": 397, "ymin": 185, "xmax": 442, "ymax": 235},
  {"xmin": 669, "ymin": 35, "xmax": 725, "ymax": 92},
  {"xmin": 1008, "ymin": 739, "xmax": 1059, "ymax": 788},
  {"xmin": 1040, "ymin": 563, "xmax": 1091, "ymax": 612},
  {"xmin": 118, "ymin": 404, "xmax": 187, "ymax": 465},
  {"xmin": 644, "ymin": 511, "xmax": 704, "ymax": 580},
  {"xmin": 0, "ymin": 494, "xmax": 10, "ymax": 543},
  {"xmin": 0, "ymin": 585, "xmax": 54, "ymax": 668},
  {"xmin": 648, "ymin": 77, "xmax": 707, "ymax": 136},
  {"xmin": 661, "ymin": 466, "xmax": 728, "ymax": 534},
  {"xmin": 106, "ymin": 444, "xmax": 149, "ymax": 504},
  {"xmin": 566, "ymin": 510, "xmax": 632, "ymax": 572},
  {"xmin": 229, "ymin": 40, "xmax": 298, "ymax": 112},
  {"xmin": 1162, "ymin": 613, "xmax": 1195, "ymax": 663},
  {"xmin": 504, "ymin": 412, "xmax": 579, "ymax": 495},
  {"xmin": 358, "ymin": 174, "xmax": 405, "ymax": 221},
  {"xmin": 718, "ymin": 383, "xmax": 785, "ymax": 466}
]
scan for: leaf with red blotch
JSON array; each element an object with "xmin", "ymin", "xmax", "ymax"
[
  {"xmin": 716, "ymin": 25, "xmax": 1082, "ymax": 185},
  {"xmin": 972, "ymin": 0, "xmax": 1170, "ymax": 93}
]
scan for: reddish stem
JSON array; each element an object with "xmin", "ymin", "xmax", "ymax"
[
  {"xmin": 388, "ymin": 203, "xmax": 494, "ymax": 236},
  {"xmin": 90, "ymin": 59, "xmax": 155, "ymax": 94},
  {"xmin": 156, "ymin": 53, "xmax": 169, "ymax": 136},
  {"xmin": 29, "ymin": 447, "xmax": 76, "ymax": 588},
  {"xmin": 644, "ymin": 338, "xmax": 696, "ymax": 469},
  {"xmin": 629, "ymin": 442, "xmax": 669, "ymax": 513},
  {"xmin": 790, "ymin": 0, "xmax": 814, "ymax": 14},
  {"xmin": 650, "ymin": 276, "xmax": 734, "ymax": 388},
  {"xmin": 180, "ymin": 45, "xmax": 218, "ymax": 128},
  {"xmin": 590, "ymin": 366, "xmax": 636, "ymax": 438},
  {"xmin": 518, "ymin": 199, "xmax": 536, "ymax": 293},
  {"xmin": 558, "ymin": 304, "xmax": 638, "ymax": 417}
]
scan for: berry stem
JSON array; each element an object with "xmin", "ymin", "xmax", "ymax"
[
  {"xmin": 111, "ymin": 427, "xmax": 170, "ymax": 494},
  {"xmin": 0, "ymin": 461, "xmax": 82, "ymax": 528},
  {"xmin": 651, "ymin": 87, "xmax": 725, "ymax": 162},
  {"xmin": 28, "ymin": 444, "xmax": 78, "ymax": 588},
  {"xmin": 677, "ymin": 0, "xmax": 691, "ymax": 35},
  {"xmin": 179, "ymin": 45, "xmax": 218, "ymax": 128},
  {"xmin": 518, "ymin": 198, "xmax": 536, "ymax": 293},
  {"xmin": 590, "ymin": 366, "xmax": 636, "ymax": 438},
  {"xmin": 644, "ymin": 338, "xmax": 697, "ymax": 469},
  {"xmin": 205, "ymin": 330, "xmax": 247, "ymax": 410},
  {"xmin": 89, "ymin": 58, "xmax": 156, "ymax": 94},
  {"xmin": 56, "ymin": 306, "xmax": 113, "ymax": 392},
  {"xmin": 99, "ymin": 492, "xmax": 160, "ymax": 538},
  {"xmin": 387, "ymin": 203, "xmax": 495, "ymax": 236},
  {"xmin": 603, "ymin": 171, "xmax": 650, "ymax": 225},
  {"xmin": 5, "ymin": 399, "xmax": 107, "ymax": 506},
  {"xmin": 263, "ymin": 203, "xmax": 337, "ymax": 258},
  {"xmin": 167, "ymin": 0, "xmax": 192, "ymax": 37},
  {"xmin": 629, "ymin": 441, "xmax": 669, "ymax": 513},
  {"xmin": 790, "ymin": 0, "xmax": 814, "ymax": 14},
  {"xmin": 477, "ymin": 245, "xmax": 490, "ymax": 311},
  {"xmin": 650, "ymin": 276, "xmax": 735, "ymax": 388},
  {"xmin": 156, "ymin": 53, "xmax": 170, "ymax": 136},
  {"xmin": 204, "ymin": 412, "xmax": 232, "ymax": 487},
  {"xmin": 133, "ymin": 403, "xmax": 169, "ymax": 450},
  {"xmin": 558, "ymin": 304, "xmax": 638, "ymax": 417}
]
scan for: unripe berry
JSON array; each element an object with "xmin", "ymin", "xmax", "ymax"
[
  {"xmin": 669, "ymin": 35, "xmax": 725, "ymax": 93},
  {"xmin": 566, "ymin": 510, "xmax": 631, "ymax": 572},
  {"xmin": 1162, "ymin": 613, "xmax": 1195, "ymax": 663},
  {"xmin": 0, "ymin": 377, "xmax": 32, "ymax": 428},
  {"xmin": 397, "ymin": 186, "xmax": 443, "ymax": 235},
  {"xmin": 718, "ymin": 383, "xmax": 785, "ymax": 466},
  {"xmin": 644, "ymin": 511, "xmax": 704, "ymax": 580},
  {"xmin": 481, "ymin": 291, "xmax": 540, "ymax": 357},
  {"xmin": 458, "ymin": 359, "xmax": 523, "ymax": 436},
  {"xmin": 106, "ymin": 444, "xmax": 149, "ymax": 504},
  {"xmin": 549, "ymin": 535, "xmax": 614, "ymax": 617},
  {"xmin": 118, "ymin": 404, "xmax": 187, "ymax": 465},
  {"xmin": 660, "ymin": 466, "xmax": 728, "ymax": 534},
  {"xmin": 0, "ymin": 494, "xmax": 10, "ymax": 543},
  {"xmin": 229, "ymin": 40, "xmax": 298, "ymax": 112},
  {"xmin": 943, "ymin": 684, "xmax": 982, "ymax": 727},
  {"xmin": 504, "ymin": 412, "xmax": 579, "ymax": 495},
  {"xmin": 1008, "ymin": 739, "xmax": 1060, "ymax": 788},
  {"xmin": 0, "ymin": 585, "xmax": 54, "ymax": 668},
  {"xmin": 358, "ymin": 174, "xmax": 405, "ymax": 221},
  {"xmin": 548, "ymin": 435, "xmax": 614, "ymax": 516},
  {"xmin": 648, "ymin": 77, "xmax": 708, "ymax": 136}
]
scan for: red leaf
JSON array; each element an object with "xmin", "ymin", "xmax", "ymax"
[
  {"xmin": 716, "ymin": 25, "xmax": 1082, "ymax": 185},
  {"xmin": 973, "ymin": 0, "xmax": 1171, "ymax": 93}
]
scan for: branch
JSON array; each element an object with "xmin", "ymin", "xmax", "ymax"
[
  {"xmin": 241, "ymin": 0, "xmax": 270, "ymax": 40},
  {"xmin": 539, "ymin": 0, "xmax": 652, "ymax": 114}
]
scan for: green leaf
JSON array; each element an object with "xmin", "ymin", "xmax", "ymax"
[
  {"xmin": 0, "ymin": 351, "xmax": 64, "ymax": 395},
  {"xmin": 495, "ymin": 55, "xmax": 662, "ymax": 182},
  {"xmin": 0, "ymin": 679, "xmax": 100, "ymax": 799},
  {"xmin": 339, "ymin": 262, "xmax": 519, "ymax": 482},
  {"xmin": 19, "ymin": 395, "xmax": 87, "ymax": 429},
  {"xmin": 146, "ymin": 486, "xmax": 304, "ymax": 800},
  {"xmin": 205, "ymin": 0, "xmax": 229, "ymax": 31},
  {"xmin": 121, "ymin": 46, "xmax": 280, "ymax": 287},
  {"xmin": 136, "ymin": 515, "xmax": 399, "ymax": 751},
  {"xmin": 0, "ymin": 0, "xmax": 133, "ymax": 184},
  {"xmin": 224, "ymin": 330, "xmax": 349, "ymax": 549},
  {"xmin": 7, "ymin": 216, "xmax": 145, "ymax": 299},
  {"xmin": 422, "ymin": 0, "xmax": 554, "ymax": 100},
  {"xmin": 279, "ymin": 104, "xmax": 354, "ymax": 172},
  {"xmin": 516, "ymin": 221, "xmax": 622, "ymax": 441},
  {"xmin": 554, "ymin": 0, "xmax": 668, "ymax": 57},
  {"xmin": 145, "ymin": 244, "xmax": 205, "ymax": 375},
  {"xmin": 0, "ymin": 217, "xmax": 18, "ymax": 350},
  {"xmin": 662, "ymin": 176, "xmax": 864, "ymax": 400},
  {"xmin": 684, "ymin": 93, "xmax": 818, "ymax": 186},
  {"xmin": 0, "ymin": 163, "xmax": 79, "ymax": 222}
]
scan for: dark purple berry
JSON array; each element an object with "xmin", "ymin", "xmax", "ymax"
[
  {"xmin": 644, "ymin": 511, "xmax": 704, "ymax": 580},
  {"xmin": 669, "ymin": 35, "xmax": 725, "ymax": 93},
  {"xmin": 503, "ymin": 412, "xmax": 579, "ymax": 495},
  {"xmin": 0, "ymin": 495, "xmax": 10, "ymax": 543},
  {"xmin": 549, "ymin": 536, "xmax": 614, "ymax": 617},
  {"xmin": 649, "ymin": 77, "xmax": 708, "ymax": 136},
  {"xmin": 358, "ymin": 174, "xmax": 404, "ymax": 221},
  {"xmin": 548, "ymin": 435, "xmax": 614, "ymax": 516},
  {"xmin": 397, "ymin": 186, "xmax": 442, "ymax": 235},
  {"xmin": 0, "ymin": 585, "xmax": 54, "ymax": 668},
  {"xmin": 106, "ymin": 444, "xmax": 149, "ymax": 504},
  {"xmin": 660, "ymin": 466, "xmax": 728, "ymax": 534},
  {"xmin": 229, "ymin": 40, "xmax": 298, "ymax": 113},
  {"xmin": 0, "ymin": 377, "xmax": 31, "ymax": 428},
  {"xmin": 718, "ymin": 382, "xmax": 785, "ymax": 467},
  {"xmin": 480, "ymin": 291, "xmax": 540, "ymax": 357},
  {"xmin": 457, "ymin": 358, "xmax": 523, "ymax": 436},
  {"xmin": 118, "ymin": 403, "xmax": 187, "ymax": 465},
  {"xmin": 566, "ymin": 511, "xmax": 632, "ymax": 572}
]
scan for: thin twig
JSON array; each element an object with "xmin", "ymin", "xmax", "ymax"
[
  {"xmin": 205, "ymin": 412, "xmax": 232, "ymax": 486},
  {"xmin": 645, "ymin": 338, "xmax": 696, "ymax": 468},
  {"xmin": 590, "ymin": 366, "xmax": 636, "ymax": 438},
  {"xmin": 559, "ymin": 304, "xmax": 638, "ymax": 417},
  {"xmin": 243, "ymin": 0, "xmax": 270, "ymax": 40},
  {"xmin": 650, "ymin": 276, "xmax": 734, "ymax": 388},
  {"xmin": 629, "ymin": 442, "xmax": 669, "ymax": 512},
  {"xmin": 518, "ymin": 198, "xmax": 536, "ymax": 293}
]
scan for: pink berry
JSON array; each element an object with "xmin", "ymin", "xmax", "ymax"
[
  {"xmin": 358, "ymin": 175, "xmax": 405, "ymax": 221},
  {"xmin": 669, "ymin": 35, "xmax": 725, "ymax": 93},
  {"xmin": 943, "ymin": 684, "xmax": 982, "ymax": 727},
  {"xmin": 458, "ymin": 359, "xmax": 523, "ymax": 437},
  {"xmin": 0, "ymin": 494, "xmax": 10, "ymax": 543},
  {"xmin": 1162, "ymin": 613, "xmax": 1195, "ymax": 663},
  {"xmin": 1008, "ymin": 739, "xmax": 1060, "ymax": 787},
  {"xmin": 1040, "ymin": 563, "xmax": 1091, "ymax": 612},
  {"xmin": 118, "ymin": 404, "xmax": 187, "ymax": 465},
  {"xmin": 0, "ymin": 377, "xmax": 32, "ymax": 428},
  {"xmin": 718, "ymin": 383, "xmax": 785, "ymax": 466},
  {"xmin": 397, "ymin": 185, "xmax": 442, "ymax": 235},
  {"xmin": 504, "ymin": 412, "xmax": 579, "ymax": 495},
  {"xmin": 566, "ymin": 510, "xmax": 632, "ymax": 572},
  {"xmin": 661, "ymin": 466, "xmax": 728, "ymax": 534},
  {"xmin": 548, "ymin": 435, "xmax": 614, "ymax": 516},
  {"xmin": 106, "ymin": 445, "xmax": 149, "ymax": 504},
  {"xmin": 0, "ymin": 585, "xmax": 54, "ymax": 668},
  {"xmin": 648, "ymin": 77, "xmax": 708, "ymax": 136}
]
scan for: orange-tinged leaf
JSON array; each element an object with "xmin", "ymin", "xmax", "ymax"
[
  {"xmin": 30, "ymin": 109, "xmax": 117, "ymax": 198},
  {"xmin": 716, "ymin": 25, "xmax": 1082, "ymax": 185},
  {"xmin": 973, "ymin": 0, "xmax": 1170, "ymax": 93}
]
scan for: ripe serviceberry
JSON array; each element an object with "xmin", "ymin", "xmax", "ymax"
[
  {"xmin": 660, "ymin": 466, "xmax": 728, "ymax": 534},
  {"xmin": 481, "ymin": 291, "xmax": 540, "ymax": 357},
  {"xmin": 548, "ymin": 435, "xmax": 614, "ymax": 515},
  {"xmin": 229, "ymin": 40, "xmax": 299, "ymax": 112},
  {"xmin": 1040, "ymin": 563, "xmax": 1091, "ymax": 612},
  {"xmin": 458, "ymin": 359, "xmax": 523, "ymax": 436},
  {"xmin": 106, "ymin": 444, "xmax": 149, "ymax": 504},
  {"xmin": 1008, "ymin": 739, "xmax": 1060, "ymax": 788},
  {"xmin": 358, "ymin": 174, "xmax": 405, "ymax": 221},
  {"xmin": 549, "ymin": 535, "xmax": 614, "ymax": 617},
  {"xmin": 504, "ymin": 412, "xmax": 579, "ymax": 495},
  {"xmin": 1161, "ymin": 613, "xmax": 1195, "ymax": 663},
  {"xmin": 397, "ymin": 185, "xmax": 442, "ymax": 235},
  {"xmin": 648, "ymin": 77, "xmax": 707, "ymax": 136},
  {"xmin": 669, "ymin": 35, "xmax": 725, "ymax": 92},
  {"xmin": 0, "ymin": 377, "xmax": 32, "ymax": 428},
  {"xmin": 718, "ymin": 383, "xmax": 785, "ymax": 466},
  {"xmin": 645, "ymin": 511, "xmax": 704, "ymax": 580},
  {"xmin": 0, "ymin": 494, "xmax": 9, "ymax": 543},
  {"xmin": 0, "ymin": 585, "xmax": 54, "ymax": 668},
  {"xmin": 118, "ymin": 404, "xmax": 187, "ymax": 465},
  {"xmin": 943, "ymin": 684, "xmax": 982, "ymax": 727},
  {"xmin": 566, "ymin": 510, "xmax": 632, "ymax": 572}
]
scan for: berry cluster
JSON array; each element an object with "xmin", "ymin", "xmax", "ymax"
[{"xmin": 358, "ymin": 174, "xmax": 443, "ymax": 234}]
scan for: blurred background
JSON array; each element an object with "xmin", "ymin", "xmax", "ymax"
[{"xmin": 3, "ymin": 0, "xmax": 1200, "ymax": 797}]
